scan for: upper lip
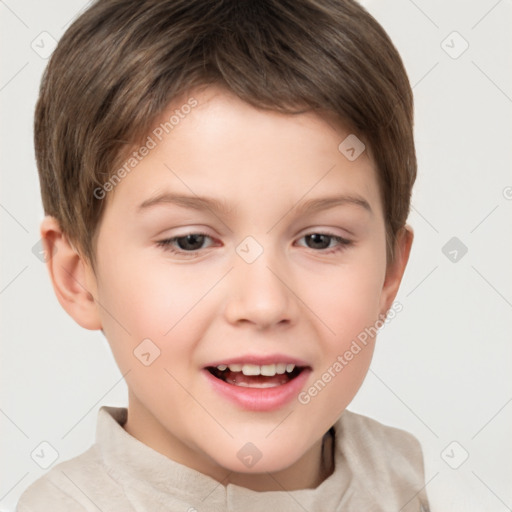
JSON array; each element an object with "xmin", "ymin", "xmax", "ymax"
[{"xmin": 204, "ymin": 354, "xmax": 311, "ymax": 368}]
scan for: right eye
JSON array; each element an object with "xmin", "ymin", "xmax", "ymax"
[{"xmin": 156, "ymin": 233, "xmax": 215, "ymax": 256}]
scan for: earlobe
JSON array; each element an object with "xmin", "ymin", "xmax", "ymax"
[
  {"xmin": 379, "ymin": 225, "xmax": 414, "ymax": 316},
  {"xmin": 40, "ymin": 216, "xmax": 102, "ymax": 330}
]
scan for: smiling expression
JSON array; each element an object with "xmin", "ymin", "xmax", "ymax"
[{"xmin": 79, "ymin": 84, "xmax": 407, "ymax": 489}]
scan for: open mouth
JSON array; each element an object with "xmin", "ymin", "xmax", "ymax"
[{"xmin": 206, "ymin": 363, "xmax": 306, "ymax": 388}]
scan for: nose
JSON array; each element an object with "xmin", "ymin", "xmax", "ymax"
[{"xmin": 223, "ymin": 247, "xmax": 298, "ymax": 330}]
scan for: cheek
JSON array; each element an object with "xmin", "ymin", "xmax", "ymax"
[
  {"xmin": 95, "ymin": 249, "xmax": 214, "ymax": 368},
  {"xmin": 301, "ymin": 247, "xmax": 385, "ymax": 409},
  {"xmin": 310, "ymin": 254, "xmax": 385, "ymax": 341},
  {"xmin": 299, "ymin": 270, "xmax": 381, "ymax": 424},
  {"xmin": 312, "ymin": 250, "xmax": 385, "ymax": 416},
  {"xmin": 97, "ymin": 246, "xmax": 161, "ymax": 321}
]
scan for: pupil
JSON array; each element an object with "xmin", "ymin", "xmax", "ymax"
[
  {"xmin": 307, "ymin": 233, "xmax": 330, "ymax": 249},
  {"xmin": 178, "ymin": 234, "xmax": 205, "ymax": 251}
]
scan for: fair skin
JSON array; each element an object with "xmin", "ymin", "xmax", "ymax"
[{"xmin": 41, "ymin": 85, "xmax": 413, "ymax": 492}]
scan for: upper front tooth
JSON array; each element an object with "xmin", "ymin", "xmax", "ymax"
[
  {"xmin": 275, "ymin": 363, "xmax": 287, "ymax": 374},
  {"xmin": 226, "ymin": 363, "xmax": 296, "ymax": 375},
  {"xmin": 242, "ymin": 364, "xmax": 260, "ymax": 376},
  {"xmin": 260, "ymin": 364, "xmax": 277, "ymax": 376}
]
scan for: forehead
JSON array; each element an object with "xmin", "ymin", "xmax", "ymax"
[{"xmin": 105, "ymin": 85, "xmax": 382, "ymax": 222}]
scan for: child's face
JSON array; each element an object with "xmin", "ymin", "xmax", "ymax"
[{"xmin": 82, "ymin": 85, "xmax": 408, "ymax": 486}]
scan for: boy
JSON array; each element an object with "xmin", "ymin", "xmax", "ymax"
[{"xmin": 18, "ymin": 0, "xmax": 430, "ymax": 510}]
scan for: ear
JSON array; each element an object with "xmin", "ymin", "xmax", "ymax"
[
  {"xmin": 40, "ymin": 216, "xmax": 102, "ymax": 330},
  {"xmin": 378, "ymin": 224, "xmax": 414, "ymax": 316}
]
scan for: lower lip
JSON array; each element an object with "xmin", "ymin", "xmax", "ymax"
[{"xmin": 203, "ymin": 368, "xmax": 311, "ymax": 412}]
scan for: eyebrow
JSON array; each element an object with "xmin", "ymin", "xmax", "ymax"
[
  {"xmin": 137, "ymin": 192, "xmax": 372, "ymax": 216},
  {"xmin": 138, "ymin": 193, "xmax": 235, "ymax": 215}
]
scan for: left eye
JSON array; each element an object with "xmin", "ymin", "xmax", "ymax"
[{"xmin": 298, "ymin": 233, "xmax": 352, "ymax": 252}]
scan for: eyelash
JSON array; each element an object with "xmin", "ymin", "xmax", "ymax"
[{"xmin": 156, "ymin": 231, "xmax": 353, "ymax": 258}]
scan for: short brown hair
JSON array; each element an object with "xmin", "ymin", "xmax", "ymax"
[{"xmin": 35, "ymin": 0, "xmax": 416, "ymax": 268}]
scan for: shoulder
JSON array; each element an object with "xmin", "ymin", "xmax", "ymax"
[
  {"xmin": 17, "ymin": 407, "xmax": 134, "ymax": 512},
  {"xmin": 340, "ymin": 409, "xmax": 424, "ymax": 459},
  {"xmin": 16, "ymin": 445, "xmax": 113, "ymax": 512},
  {"xmin": 336, "ymin": 410, "xmax": 430, "ymax": 510}
]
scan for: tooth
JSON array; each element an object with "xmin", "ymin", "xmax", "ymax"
[
  {"xmin": 260, "ymin": 364, "xmax": 277, "ymax": 376},
  {"xmin": 235, "ymin": 381, "xmax": 279, "ymax": 388},
  {"xmin": 242, "ymin": 364, "xmax": 260, "ymax": 376},
  {"xmin": 216, "ymin": 364, "xmax": 227, "ymax": 371},
  {"xmin": 286, "ymin": 364, "xmax": 295, "ymax": 373},
  {"xmin": 275, "ymin": 363, "xmax": 287, "ymax": 374},
  {"xmin": 228, "ymin": 364, "xmax": 243, "ymax": 372}
]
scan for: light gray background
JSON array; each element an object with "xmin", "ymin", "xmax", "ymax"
[{"xmin": 1, "ymin": 1, "xmax": 511, "ymax": 510}]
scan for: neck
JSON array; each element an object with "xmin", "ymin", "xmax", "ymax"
[{"xmin": 226, "ymin": 428, "xmax": 335, "ymax": 491}]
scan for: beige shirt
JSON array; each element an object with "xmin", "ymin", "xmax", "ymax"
[{"xmin": 17, "ymin": 406, "xmax": 430, "ymax": 511}]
